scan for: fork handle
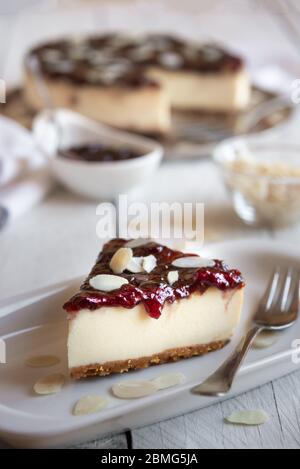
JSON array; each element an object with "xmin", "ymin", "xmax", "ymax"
[{"xmin": 193, "ymin": 325, "xmax": 263, "ymax": 396}]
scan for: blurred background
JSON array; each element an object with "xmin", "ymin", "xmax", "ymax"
[
  {"xmin": 0, "ymin": 0, "xmax": 300, "ymax": 89},
  {"xmin": 1, "ymin": 0, "xmax": 300, "ymax": 296}
]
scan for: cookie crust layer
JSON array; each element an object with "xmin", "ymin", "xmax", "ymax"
[{"xmin": 70, "ymin": 340, "xmax": 228, "ymax": 379}]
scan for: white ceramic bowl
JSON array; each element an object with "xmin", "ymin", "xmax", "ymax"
[{"xmin": 33, "ymin": 109, "xmax": 163, "ymax": 200}]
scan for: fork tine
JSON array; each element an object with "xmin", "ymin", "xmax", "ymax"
[
  {"xmin": 273, "ymin": 267, "xmax": 289, "ymax": 312},
  {"xmin": 267, "ymin": 267, "xmax": 300, "ymax": 329},
  {"xmin": 277, "ymin": 267, "xmax": 293, "ymax": 312},
  {"xmin": 285, "ymin": 268, "xmax": 300, "ymax": 315},
  {"xmin": 257, "ymin": 266, "xmax": 281, "ymax": 313}
]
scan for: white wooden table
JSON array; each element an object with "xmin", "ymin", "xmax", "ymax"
[{"xmin": 1, "ymin": 0, "xmax": 300, "ymax": 449}]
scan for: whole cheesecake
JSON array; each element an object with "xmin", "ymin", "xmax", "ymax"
[
  {"xmin": 63, "ymin": 239, "xmax": 245, "ymax": 379},
  {"xmin": 24, "ymin": 34, "xmax": 250, "ymax": 135}
]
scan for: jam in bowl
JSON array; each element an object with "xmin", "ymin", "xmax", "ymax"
[{"xmin": 33, "ymin": 109, "xmax": 163, "ymax": 199}]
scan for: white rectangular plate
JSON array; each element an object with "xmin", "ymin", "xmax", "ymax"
[{"xmin": 1, "ymin": 238, "xmax": 300, "ymax": 448}]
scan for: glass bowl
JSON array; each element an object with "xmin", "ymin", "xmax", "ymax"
[{"xmin": 213, "ymin": 138, "xmax": 300, "ymax": 227}]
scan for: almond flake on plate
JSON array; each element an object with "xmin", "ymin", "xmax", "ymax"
[
  {"xmin": 109, "ymin": 247, "xmax": 133, "ymax": 274},
  {"xmin": 167, "ymin": 270, "xmax": 179, "ymax": 285},
  {"xmin": 151, "ymin": 372, "xmax": 185, "ymax": 390},
  {"xmin": 172, "ymin": 257, "xmax": 215, "ymax": 269},
  {"xmin": 225, "ymin": 409, "xmax": 269, "ymax": 426},
  {"xmin": 25, "ymin": 355, "xmax": 60, "ymax": 368},
  {"xmin": 89, "ymin": 274, "xmax": 128, "ymax": 292},
  {"xmin": 112, "ymin": 380, "xmax": 157, "ymax": 399},
  {"xmin": 73, "ymin": 395, "xmax": 108, "ymax": 416},
  {"xmin": 252, "ymin": 331, "xmax": 280, "ymax": 349},
  {"xmin": 33, "ymin": 373, "xmax": 65, "ymax": 395},
  {"xmin": 125, "ymin": 238, "xmax": 153, "ymax": 248},
  {"xmin": 143, "ymin": 255, "xmax": 157, "ymax": 273}
]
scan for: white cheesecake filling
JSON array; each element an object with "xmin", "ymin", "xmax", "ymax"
[
  {"xmin": 147, "ymin": 68, "xmax": 250, "ymax": 111},
  {"xmin": 68, "ymin": 287, "xmax": 244, "ymax": 368},
  {"xmin": 24, "ymin": 71, "xmax": 171, "ymax": 133}
]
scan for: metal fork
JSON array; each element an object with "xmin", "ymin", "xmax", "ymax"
[{"xmin": 193, "ymin": 266, "xmax": 300, "ymax": 396}]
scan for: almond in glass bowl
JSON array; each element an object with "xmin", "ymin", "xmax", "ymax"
[{"xmin": 214, "ymin": 139, "xmax": 300, "ymax": 227}]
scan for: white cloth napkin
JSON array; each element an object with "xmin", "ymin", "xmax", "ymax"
[
  {"xmin": 0, "ymin": 115, "xmax": 41, "ymax": 186},
  {"xmin": 0, "ymin": 115, "xmax": 54, "ymax": 228}
]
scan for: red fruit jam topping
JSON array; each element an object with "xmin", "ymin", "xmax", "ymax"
[
  {"xmin": 63, "ymin": 239, "xmax": 244, "ymax": 319},
  {"xmin": 59, "ymin": 143, "xmax": 141, "ymax": 163}
]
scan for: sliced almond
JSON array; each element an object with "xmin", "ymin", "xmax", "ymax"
[
  {"xmin": 151, "ymin": 372, "xmax": 185, "ymax": 390},
  {"xmin": 143, "ymin": 255, "xmax": 157, "ymax": 273},
  {"xmin": 125, "ymin": 238, "xmax": 153, "ymax": 248},
  {"xmin": 202, "ymin": 45, "xmax": 223, "ymax": 62},
  {"xmin": 252, "ymin": 331, "xmax": 280, "ymax": 349},
  {"xmin": 33, "ymin": 373, "xmax": 65, "ymax": 395},
  {"xmin": 112, "ymin": 380, "xmax": 157, "ymax": 399},
  {"xmin": 172, "ymin": 257, "xmax": 215, "ymax": 269},
  {"xmin": 69, "ymin": 35, "xmax": 87, "ymax": 46},
  {"xmin": 73, "ymin": 395, "xmax": 108, "ymax": 416},
  {"xmin": 159, "ymin": 51, "xmax": 183, "ymax": 69},
  {"xmin": 109, "ymin": 247, "xmax": 133, "ymax": 274},
  {"xmin": 48, "ymin": 60, "xmax": 74, "ymax": 73},
  {"xmin": 43, "ymin": 49, "xmax": 63, "ymax": 63},
  {"xmin": 89, "ymin": 274, "xmax": 128, "ymax": 292},
  {"xmin": 129, "ymin": 45, "xmax": 154, "ymax": 61},
  {"xmin": 25, "ymin": 355, "xmax": 60, "ymax": 368},
  {"xmin": 126, "ymin": 256, "xmax": 144, "ymax": 273},
  {"xmin": 225, "ymin": 409, "xmax": 269, "ymax": 426},
  {"xmin": 167, "ymin": 270, "xmax": 179, "ymax": 285}
]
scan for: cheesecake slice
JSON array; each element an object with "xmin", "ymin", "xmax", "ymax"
[
  {"xmin": 24, "ymin": 64, "xmax": 170, "ymax": 134},
  {"xmin": 64, "ymin": 239, "xmax": 244, "ymax": 379},
  {"xmin": 24, "ymin": 34, "xmax": 250, "ymax": 134}
]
